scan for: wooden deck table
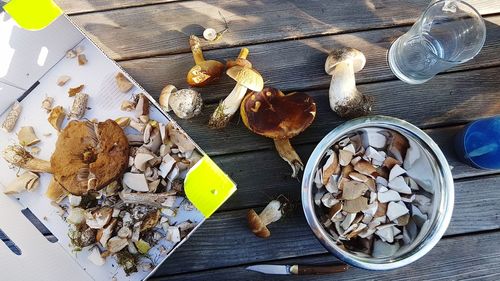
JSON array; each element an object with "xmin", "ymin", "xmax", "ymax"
[{"xmin": 27, "ymin": 0, "xmax": 500, "ymax": 279}]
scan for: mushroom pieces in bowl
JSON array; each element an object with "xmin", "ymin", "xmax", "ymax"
[{"xmin": 240, "ymin": 87, "xmax": 316, "ymax": 178}]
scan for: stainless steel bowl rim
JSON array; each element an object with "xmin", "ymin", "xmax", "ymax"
[{"xmin": 301, "ymin": 115, "xmax": 454, "ymax": 270}]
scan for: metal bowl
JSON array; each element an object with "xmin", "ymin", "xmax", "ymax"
[{"xmin": 301, "ymin": 116, "xmax": 454, "ymax": 270}]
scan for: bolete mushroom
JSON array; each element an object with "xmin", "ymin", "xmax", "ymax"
[
  {"xmin": 325, "ymin": 48, "xmax": 373, "ymax": 118},
  {"xmin": 240, "ymin": 87, "xmax": 316, "ymax": 178},
  {"xmin": 226, "ymin": 48, "xmax": 252, "ymax": 69},
  {"xmin": 208, "ymin": 57, "xmax": 264, "ymax": 129},
  {"xmin": 2, "ymin": 120, "xmax": 129, "ymax": 195},
  {"xmin": 186, "ymin": 35, "xmax": 224, "ymax": 87},
  {"xmin": 159, "ymin": 85, "xmax": 203, "ymax": 119},
  {"xmin": 247, "ymin": 200, "xmax": 284, "ymax": 238}
]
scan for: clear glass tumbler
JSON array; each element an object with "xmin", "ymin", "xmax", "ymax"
[{"xmin": 388, "ymin": 0, "xmax": 486, "ymax": 84}]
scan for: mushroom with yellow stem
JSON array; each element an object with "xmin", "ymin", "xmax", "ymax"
[
  {"xmin": 240, "ymin": 87, "xmax": 316, "ymax": 178},
  {"xmin": 325, "ymin": 48, "xmax": 373, "ymax": 118},
  {"xmin": 226, "ymin": 48, "xmax": 252, "ymax": 69},
  {"xmin": 209, "ymin": 56, "xmax": 263, "ymax": 129},
  {"xmin": 186, "ymin": 35, "xmax": 225, "ymax": 87}
]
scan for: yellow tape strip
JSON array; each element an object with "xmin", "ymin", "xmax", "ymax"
[
  {"xmin": 4, "ymin": 0, "xmax": 62, "ymax": 31},
  {"xmin": 184, "ymin": 155, "xmax": 236, "ymax": 218}
]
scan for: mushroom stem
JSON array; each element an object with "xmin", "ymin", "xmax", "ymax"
[
  {"xmin": 208, "ymin": 83, "xmax": 248, "ymax": 129},
  {"xmin": 258, "ymin": 200, "xmax": 283, "ymax": 225},
  {"xmin": 189, "ymin": 35, "xmax": 205, "ymax": 65},
  {"xmin": 274, "ymin": 138, "xmax": 303, "ymax": 178},
  {"xmin": 238, "ymin": 48, "xmax": 249, "ymax": 60},
  {"xmin": 329, "ymin": 61, "xmax": 372, "ymax": 118},
  {"xmin": 2, "ymin": 145, "xmax": 52, "ymax": 173}
]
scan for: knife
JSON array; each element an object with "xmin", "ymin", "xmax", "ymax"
[{"xmin": 246, "ymin": 264, "xmax": 349, "ymax": 275}]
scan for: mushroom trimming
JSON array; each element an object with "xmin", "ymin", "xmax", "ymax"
[
  {"xmin": 324, "ymin": 48, "xmax": 373, "ymax": 118},
  {"xmin": 159, "ymin": 85, "xmax": 203, "ymax": 119},
  {"xmin": 247, "ymin": 199, "xmax": 284, "ymax": 238},
  {"xmin": 186, "ymin": 35, "xmax": 224, "ymax": 87},
  {"xmin": 208, "ymin": 48, "xmax": 263, "ymax": 129},
  {"xmin": 240, "ymin": 87, "xmax": 316, "ymax": 178}
]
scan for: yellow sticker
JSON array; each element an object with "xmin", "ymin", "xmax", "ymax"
[
  {"xmin": 184, "ymin": 155, "xmax": 236, "ymax": 218},
  {"xmin": 4, "ymin": 0, "xmax": 62, "ymax": 31}
]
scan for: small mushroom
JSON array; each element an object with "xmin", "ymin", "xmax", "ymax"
[
  {"xmin": 240, "ymin": 88, "xmax": 316, "ymax": 178},
  {"xmin": 159, "ymin": 85, "xmax": 202, "ymax": 119},
  {"xmin": 57, "ymin": 75, "xmax": 71, "ymax": 86},
  {"xmin": 186, "ymin": 35, "xmax": 224, "ymax": 87},
  {"xmin": 247, "ymin": 200, "xmax": 284, "ymax": 238},
  {"xmin": 115, "ymin": 72, "xmax": 134, "ymax": 93},
  {"xmin": 2, "ymin": 102, "xmax": 22, "ymax": 132},
  {"xmin": 122, "ymin": 173, "xmax": 149, "ymax": 192},
  {"xmin": 324, "ymin": 48, "xmax": 372, "ymax": 118},
  {"xmin": 18, "ymin": 126, "xmax": 40, "ymax": 146},
  {"xmin": 209, "ymin": 61, "xmax": 264, "ymax": 129},
  {"xmin": 3, "ymin": 171, "xmax": 39, "ymax": 194},
  {"xmin": 48, "ymin": 106, "xmax": 66, "ymax": 131},
  {"xmin": 41, "ymin": 97, "xmax": 54, "ymax": 112}
]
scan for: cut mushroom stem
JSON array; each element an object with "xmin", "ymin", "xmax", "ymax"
[
  {"xmin": 274, "ymin": 139, "xmax": 303, "ymax": 178},
  {"xmin": 209, "ymin": 63, "xmax": 263, "ymax": 129},
  {"xmin": 325, "ymin": 48, "xmax": 373, "ymax": 118},
  {"xmin": 2, "ymin": 145, "xmax": 52, "ymax": 173}
]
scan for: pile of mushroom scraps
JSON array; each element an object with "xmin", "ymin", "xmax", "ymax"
[
  {"xmin": 314, "ymin": 130, "xmax": 432, "ymax": 257},
  {"xmin": 2, "ymin": 73, "xmax": 201, "ymax": 275}
]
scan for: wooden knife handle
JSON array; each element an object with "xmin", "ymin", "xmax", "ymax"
[{"xmin": 290, "ymin": 264, "xmax": 349, "ymax": 275}]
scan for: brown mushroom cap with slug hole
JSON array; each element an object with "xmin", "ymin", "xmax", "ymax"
[
  {"xmin": 208, "ymin": 62, "xmax": 264, "ymax": 129},
  {"xmin": 240, "ymin": 87, "xmax": 316, "ymax": 178},
  {"xmin": 186, "ymin": 35, "xmax": 225, "ymax": 87},
  {"xmin": 325, "ymin": 47, "xmax": 373, "ymax": 118},
  {"xmin": 51, "ymin": 120, "xmax": 129, "ymax": 195}
]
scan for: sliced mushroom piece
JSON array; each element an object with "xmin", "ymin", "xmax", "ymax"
[
  {"xmin": 374, "ymin": 202, "xmax": 388, "ymax": 218},
  {"xmin": 412, "ymin": 204, "xmax": 429, "ymax": 227},
  {"xmin": 329, "ymin": 202, "xmax": 343, "ymax": 221},
  {"xmin": 321, "ymin": 193, "xmax": 339, "ymax": 208},
  {"xmin": 45, "ymin": 177, "xmax": 68, "ymax": 203},
  {"xmin": 18, "ymin": 126, "xmax": 40, "ymax": 146},
  {"xmin": 166, "ymin": 226, "xmax": 181, "ymax": 242},
  {"xmin": 68, "ymin": 84, "xmax": 84, "ymax": 97},
  {"xmin": 68, "ymin": 194, "xmax": 82, "ymax": 207},
  {"xmin": 395, "ymin": 214, "xmax": 410, "ymax": 226},
  {"xmin": 322, "ymin": 150, "xmax": 339, "ymax": 185},
  {"xmin": 115, "ymin": 72, "xmax": 134, "ymax": 93},
  {"xmin": 134, "ymin": 153, "xmax": 155, "ymax": 172},
  {"xmin": 3, "ymin": 171, "xmax": 39, "ymax": 194},
  {"xmin": 339, "ymin": 149, "xmax": 354, "ymax": 166},
  {"xmin": 344, "ymin": 196, "xmax": 369, "ymax": 213},
  {"xmin": 385, "ymin": 131, "xmax": 409, "ymax": 163},
  {"xmin": 66, "ymin": 207, "xmax": 86, "ymax": 225},
  {"xmin": 383, "ymin": 156, "xmax": 401, "ymax": 169},
  {"xmin": 389, "ymin": 164, "xmax": 407, "ymax": 181},
  {"xmin": 122, "ymin": 173, "xmax": 149, "ymax": 192},
  {"xmin": 140, "ymin": 210, "xmax": 161, "ymax": 232},
  {"xmin": 119, "ymin": 191, "xmax": 176, "ymax": 208},
  {"xmin": 386, "ymin": 201, "xmax": 409, "ymax": 221},
  {"xmin": 87, "ymin": 247, "xmax": 105, "ymax": 266},
  {"xmin": 167, "ymin": 123, "xmax": 196, "ymax": 156},
  {"xmin": 107, "ymin": 236, "xmax": 129, "ymax": 253},
  {"xmin": 341, "ymin": 181, "xmax": 369, "ymax": 200},
  {"xmin": 48, "ymin": 106, "xmax": 66, "ymax": 131},
  {"xmin": 362, "ymin": 201, "xmax": 378, "ymax": 217},
  {"xmin": 85, "ymin": 207, "xmax": 113, "ymax": 229},
  {"xmin": 349, "ymin": 172, "xmax": 369, "ymax": 183},
  {"xmin": 377, "ymin": 190, "xmax": 402, "ymax": 203},
  {"xmin": 375, "ymin": 224, "xmax": 395, "ymax": 243},
  {"xmin": 353, "ymin": 160, "xmax": 378, "ymax": 178},
  {"xmin": 314, "ymin": 189, "xmax": 325, "ymax": 205},
  {"xmin": 97, "ymin": 219, "xmax": 117, "ymax": 247},
  {"xmin": 372, "ymin": 239, "xmax": 400, "ymax": 258},
  {"xmin": 365, "ymin": 146, "xmax": 385, "ymax": 163},
  {"xmin": 341, "ymin": 212, "xmax": 356, "ymax": 230},
  {"xmin": 135, "ymin": 93, "xmax": 149, "ymax": 118},
  {"xmin": 388, "ymin": 176, "xmax": 412, "ymax": 194}
]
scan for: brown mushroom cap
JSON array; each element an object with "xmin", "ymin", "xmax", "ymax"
[
  {"xmin": 226, "ymin": 65, "xmax": 264, "ymax": 92},
  {"xmin": 247, "ymin": 209, "xmax": 270, "ymax": 238},
  {"xmin": 51, "ymin": 120, "xmax": 129, "ymax": 195},
  {"xmin": 240, "ymin": 87, "xmax": 316, "ymax": 139},
  {"xmin": 325, "ymin": 47, "xmax": 366, "ymax": 75},
  {"xmin": 187, "ymin": 60, "xmax": 225, "ymax": 87}
]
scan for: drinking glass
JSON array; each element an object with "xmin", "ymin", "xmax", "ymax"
[
  {"xmin": 455, "ymin": 116, "xmax": 500, "ymax": 170},
  {"xmin": 388, "ymin": 0, "xmax": 486, "ymax": 84}
]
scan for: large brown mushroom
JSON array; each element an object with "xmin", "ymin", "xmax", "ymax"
[
  {"xmin": 2, "ymin": 120, "xmax": 129, "ymax": 195},
  {"xmin": 240, "ymin": 87, "xmax": 316, "ymax": 178},
  {"xmin": 186, "ymin": 35, "xmax": 224, "ymax": 87},
  {"xmin": 209, "ymin": 56, "xmax": 263, "ymax": 129}
]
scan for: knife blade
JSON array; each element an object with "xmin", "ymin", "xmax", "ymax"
[{"xmin": 246, "ymin": 263, "xmax": 349, "ymax": 275}]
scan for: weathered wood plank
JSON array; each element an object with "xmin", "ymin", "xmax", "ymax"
[
  {"xmin": 70, "ymin": 0, "xmax": 500, "ymax": 60},
  {"xmin": 120, "ymin": 15, "xmax": 500, "ymax": 102},
  {"xmin": 163, "ymin": 66, "xmax": 500, "ymax": 156},
  {"xmin": 215, "ymin": 125, "xmax": 499, "ymax": 211},
  {"xmin": 150, "ymin": 176, "xmax": 500, "ymax": 276},
  {"xmin": 151, "ymin": 230, "xmax": 500, "ymax": 281},
  {"xmin": 56, "ymin": 0, "xmax": 180, "ymax": 15}
]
